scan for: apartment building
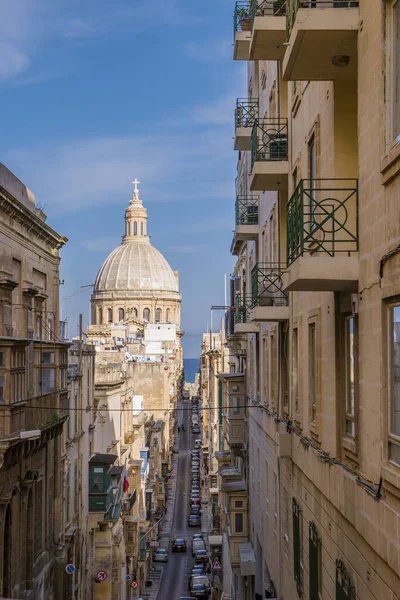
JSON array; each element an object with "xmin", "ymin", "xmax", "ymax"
[
  {"xmin": 219, "ymin": 1, "xmax": 400, "ymax": 599},
  {"xmin": 0, "ymin": 164, "xmax": 69, "ymax": 599}
]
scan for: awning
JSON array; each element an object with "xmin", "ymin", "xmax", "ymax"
[{"xmin": 238, "ymin": 542, "xmax": 256, "ymax": 576}]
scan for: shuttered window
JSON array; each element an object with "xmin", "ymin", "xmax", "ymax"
[
  {"xmin": 336, "ymin": 560, "xmax": 355, "ymax": 600},
  {"xmin": 292, "ymin": 498, "xmax": 303, "ymax": 596},
  {"xmin": 309, "ymin": 521, "xmax": 322, "ymax": 600}
]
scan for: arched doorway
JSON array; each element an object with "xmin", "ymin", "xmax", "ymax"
[{"xmin": 2, "ymin": 504, "xmax": 12, "ymax": 597}]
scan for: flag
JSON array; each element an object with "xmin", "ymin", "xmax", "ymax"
[{"xmin": 122, "ymin": 464, "xmax": 129, "ymax": 493}]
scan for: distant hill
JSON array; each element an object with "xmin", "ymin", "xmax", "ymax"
[{"xmin": 184, "ymin": 358, "xmax": 200, "ymax": 384}]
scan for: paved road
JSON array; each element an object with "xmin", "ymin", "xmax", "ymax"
[{"xmin": 156, "ymin": 401, "xmax": 204, "ymax": 599}]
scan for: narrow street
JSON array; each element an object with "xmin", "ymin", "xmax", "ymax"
[{"xmin": 155, "ymin": 400, "xmax": 206, "ymax": 599}]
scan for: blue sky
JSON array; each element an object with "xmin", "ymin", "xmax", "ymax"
[{"xmin": 0, "ymin": 0, "xmax": 244, "ymax": 357}]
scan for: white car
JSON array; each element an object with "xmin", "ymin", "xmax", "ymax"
[{"xmin": 153, "ymin": 548, "xmax": 168, "ymax": 562}]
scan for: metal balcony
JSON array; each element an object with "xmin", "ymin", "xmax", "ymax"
[
  {"xmin": 231, "ymin": 195, "xmax": 259, "ymax": 256},
  {"xmin": 250, "ymin": 263, "xmax": 289, "ymax": 322},
  {"xmin": 250, "ymin": 120, "xmax": 289, "ymax": 191},
  {"xmin": 284, "ymin": 179, "xmax": 359, "ymax": 292},
  {"xmin": 283, "ymin": 0, "xmax": 359, "ymax": 81},
  {"xmin": 249, "ymin": 0, "xmax": 287, "ymax": 60},
  {"xmin": 234, "ymin": 1, "xmax": 252, "ymax": 60},
  {"xmin": 235, "ymin": 99, "xmax": 259, "ymax": 150},
  {"xmin": 234, "ymin": 295, "xmax": 258, "ymax": 334}
]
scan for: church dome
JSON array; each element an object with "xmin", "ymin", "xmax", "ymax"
[
  {"xmin": 94, "ymin": 180, "xmax": 179, "ymax": 294},
  {"xmin": 95, "ymin": 239, "xmax": 178, "ymax": 292}
]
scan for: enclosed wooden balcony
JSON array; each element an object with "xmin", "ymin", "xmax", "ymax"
[
  {"xmin": 234, "ymin": 99, "xmax": 258, "ymax": 150},
  {"xmin": 283, "ymin": 179, "xmax": 359, "ymax": 292},
  {"xmin": 250, "ymin": 120, "xmax": 289, "ymax": 191},
  {"xmin": 234, "ymin": 295, "xmax": 258, "ymax": 334},
  {"xmin": 231, "ymin": 195, "xmax": 259, "ymax": 256},
  {"xmin": 234, "ymin": 1, "xmax": 252, "ymax": 60},
  {"xmin": 283, "ymin": 0, "xmax": 359, "ymax": 81},
  {"xmin": 250, "ymin": 263, "xmax": 289, "ymax": 322},
  {"xmin": 249, "ymin": 0, "xmax": 287, "ymax": 60}
]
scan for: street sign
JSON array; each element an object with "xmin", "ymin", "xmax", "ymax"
[
  {"xmin": 96, "ymin": 570, "xmax": 108, "ymax": 582},
  {"xmin": 149, "ymin": 541, "xmax": 159, "ymax": 548},
  {"xmin": 65, "ymin": 564, "xmax": 75, "ymax": 575},
  {"xmin": 131, "ymin": 580, "xmax": 139, "ymax": 589},
  {"xmin": 125, "ymin": 575, "xmax": 131, "ymax": 581},
  {"xmin": 212, "ymin": 558, "xmax": 222, "ymax": 571}
]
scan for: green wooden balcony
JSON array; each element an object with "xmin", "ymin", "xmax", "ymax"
[
  {"xmin": 284, "ymin": 179, "xmax": 359, "ymax": 292},
  {"xmin": 250, "ymin": 263, "xmax": 289, "ymax": 321},
  {"xmin": 249, "ymin": 0, "xmax": 287, "ymax": 60},
  {"xmin": 231, "ymin": 195, "xmax": 259, "ymax": 256},
  {"xmin": 234, "ymin": 295, "xmax": 258, "ymax": 334},
  {"xmin": 250, "ymin": 120, "xmax": 289, "ymax": 191},
  {"xmin": 234, "ymin": 1, "xmax": 252, "ymax": 60},
  {"xmin": 235, "ymin": 99, "xmax": 259, "ymax": 150},
  {"xmin": 284, "ymin": 0, "xmax": 359, "ymax": 81}
]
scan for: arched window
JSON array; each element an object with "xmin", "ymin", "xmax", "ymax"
[
  {"xmin": 140, "ymin": 222, "xmax": 144, "ymax": 235},
  {"xmin": 108, "ymin": 308, "xmax": 113, "ymax": 323},
  {"xmin": 26, "ymin": 489, "xmax": 33, "ymax": 582},
  {"xmin": 143, "ymin": 308, "xmax": 150, "ymax": 321},
  {"xmin": 155, "ymin": 308, "xmax": 162, "ymax": 323},
  {"xmin": 166, "ymin": 308, "xmax": 170, "ymax": 322},
  {"xmin": 99, "ymin": 308, "xmax": 103, "ymax": 324},
  {"xmin": 133, "ymin": 308, "xmax": 138, "ymax": 317},
  {"xmin": 134, "ymin": 221, "xmax": 138, "ymax": 235},
  {"xmin": 118, "ymin": 308, "xmax": 124, "ymax": 322},
  {"xmin": 127, "ymin": 222, "xmax": 130, "ymax": 235},
  {"xmin": 3, "ymin": 504, "xmax": 12, "ymax": 597}
]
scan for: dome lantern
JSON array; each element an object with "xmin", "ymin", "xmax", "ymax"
[{"xmin": 124, "ymin": 178, "xmax": 148, "ymax": 240}]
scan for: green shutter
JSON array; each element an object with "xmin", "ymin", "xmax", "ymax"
[
  {"xmin": 292, "ymin": 498, "xmax": 303, "ymax": 596},
  {"xmin": 309, "ymin": 521, "xmax": 321, "ymax": 600},
  {"xmin": 336, "ymin": 560, "xmax": 355, "ymax": 600}
]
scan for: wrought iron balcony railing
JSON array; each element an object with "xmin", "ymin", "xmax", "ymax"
[
  {"xmin": 235, "ymin": 99, "xmax": 258, "ymax": 129},
  {"xmin": 250, "ymin": 0, "xmax": 287, "ymax": 26},
  {"xmin": 251, "ymin": 120, "xmax": 288, "ymax": 169},
  {"xmin": 234, "ymin": 1, "xmax": 251, "ymax": 34},
  {"xmin": 235, "ymin": 195, "xmax": 259, "ymax": 226},
  {"xmin": 286, "ymin": 0, "xmax": 359, "ymax": 40},
  {"xmin": 251, "ymin": 263, "xmax": 288, "ymax": 306},
  {"xmin": 235, "ymin": 294, "xmax": 253, "ymax": 324},
  {"xmin": 286, "ymin": 179, "xmax": 358, "ymax": 265}
]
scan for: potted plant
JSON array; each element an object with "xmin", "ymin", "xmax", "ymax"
[{"xmin": 236, "ymin": 7, "xmax": 251, "ymax": 31}]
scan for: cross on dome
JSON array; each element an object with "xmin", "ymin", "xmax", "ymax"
[{"xmin": 132, "ymin": 178, "xmax": 140, "ymax": 202}]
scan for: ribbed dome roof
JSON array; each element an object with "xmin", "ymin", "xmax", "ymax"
[{"xmin": 94, "ymin": 239, "xmax": 178, "ymax": 293}]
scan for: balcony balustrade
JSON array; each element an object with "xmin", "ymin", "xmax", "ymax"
[
  {"xmin": 234, "ymin": 1, "xmax": 252, "ymax": 60},
  {"xmin": 234, "ymin": 295, "xmax": 258, "ymax": 334},
  {"xmin": 284, "ymin": 179, "xmax": 359, "ymax": 292},
  {"xmin": 249, "ymin": 0, "xmax": 287, "ymax": 60},
  {"xmin": 234, "ymin": 99, "xmax": 259, "ymax": 150},
  {"xmin": 250, "ymin": 120, "xmax": 289, "ymax": 191},
  {"xmin": 283, "ymin": 0, "xmax": 359, "ymax": 81},
  {"xmin": 231, "ymin": 195, "xmax": 259, "ymax": 256},
  {"xmin": 250, "ymin": 263, "xmax": 289, "ymax": 322}
]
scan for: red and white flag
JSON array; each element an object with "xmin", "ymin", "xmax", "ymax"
[{"xmin": 122, "ymin": 463, "xmax": 129, "ymax": 493}]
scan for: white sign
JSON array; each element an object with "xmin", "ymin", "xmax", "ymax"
[
  {"xmin": 149, "ymin": 541, "xmax": 160, "ymax": 548},
  {"xmin": 212, "ymin": 558, "xmax": 222, "ymax": 571},
  {"xmin": 131, "ymin": 580, "xmax": 139, "ymax": 589},
  {"xmin": 96, "ymin": 570, "xmax": 108, "ymax": 582}
]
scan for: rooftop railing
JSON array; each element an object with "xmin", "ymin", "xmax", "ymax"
[
  {"xmin": 286, "ymin": 0, "xmax": 359, "ymax": 40},
  {"xmin": 250, "ymin": 0, "xmax": 287, "ymax": 27},
  {"xmin": 251, "ymin": 120, "xmax": 288, "ymax": 169},
  {"xmin": 234, "ymin": 1, "xmax": 251, "ymax": 34},
  {"xmin": 286, "ymin": 179, "xmax": 358, "ymax": 265},
  {"xmin": 235, "ymin": 195, "xmax": 259, "ymax": 226},
  {"xmin": 251, "ymin": 263, "xmax": 288, "ymax": 306},
  {"xmin": 234, "ymin": 294, "xmax": 254, "ymax": 324},
  {"xmin": 235, "ymin": 98, "xmax": 258, "ymax": 129}
]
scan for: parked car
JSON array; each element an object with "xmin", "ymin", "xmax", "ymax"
[
  {"xmin": 190, "ymin": 583, "xmax": 208, "ymax": 599},
  {"xmin": 192, "ymin": 533, "xmax": 204, "ymax": 541},
  {"xmin": 194, "ymin": 549, "xmax": 209, "ymax": 563},
  {"xmin": 187, "ymin": 514, "xmax": 201, "ymax": 527},
  {"xmin": 195, "ymin": 439, "xmax": 202, "ymax": 449},
  {"xmin": 190, "ymin": 505, "xmax": 201, "ymax": 515},
  {"xmin": 153, "ymin": 548, "xmax": 168, "ymax": 562},
  {"xmin": 190, "ymin": 575, "xmax": 211, "ymax": 593},
  {"xmin": 192, "ymin": 425, "xmax": 200, "ymax": 434},
  {"xmin": 190, "ymin": 497, "xmax": 201, "ymax": 505},
  {"xmin": 171, "ymin": 538, "xmax": 187, "ymax": 552},
  {"xmin": 192, "ymin": 539, "xmax": 206, "ymax": 556}
]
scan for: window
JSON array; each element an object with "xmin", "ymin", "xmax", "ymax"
[
  {"xmin": 127, "ymin": 222, "xmax": 130, "ymax": 235},
  {"xmin": 393, "ymin": 1, "xmax": 400, "ymax": 139},
  {"xmin": 388, "ymin": 304, "xmax": 400, "ymax": 464},
  {"xmin": 3, "ymin": 304, "xmax": 12, "ymax": 336},
  {"xmin": 166, "ymin": 308, "xmax": 170, "ymax": 321},
  {"xmin": 234, "ymin": 512, "xmax": 244, "ymax": 533},
  {"xmin": 283, "ymin": 489, "xmax": 289, "ymax": 553},
  {"xmin": 234, "ymin": 500, "xmax": 243, "ymax": 508},
  {"xmin": 47, "ymin": 317, "xmax": 53, "ymax": 341},
  {"xmin": 336, "ymin": 560, "xmax": 355, "ymax": 600},
  {"xmin": 344, "ymin": 316, "xmax": 357, "ymax": 437},
  {"xmin": 74, "ymin": 390, "xmax": 78, "ymax": 434},
  {"xmin": 292, "ymin": 328, "xmax": 299, "ymax": 413},
  {"xmin": 91, "ymin": 467, "xmax": 105, "ymax": 492},
  {"xmin": 0, "ymin": 376, "xmax": 4, "ymax": 403},
  {"xmin": 143, "ymin": 308, "xmax": 150, "ymax": 321},
  {"xmin": 35, "ymin": 479, "xmax": 43, "ymax": 557},
  {"xmin": 107, "ymin": 308, "xmax": 113, "ymax": 323},
  {"xmin": 74, "ymin": 461, "xmax": 78, "ymax": 515},
  {"xmin": 309, "ymin": 521, "xmax": 322, "ymax": 600},
  {"xmin": 133, "ymin": 307, "xmax": 138, "ymax": 318},
  {"xmin": 141, "ymin": 222, "xmax": 144, "ymax": 235},
  {"xmin": 39, "ymin": 368, "xmax": 55, "ymax": 394},
  {"xmin": 67, "ymin": 393, "xmax": 71, "ymax": 439},
  {"xmin": 308, "ymin": 134, "xmax": 317, "ymax": 227},
  {"xmin": 292, "ymin": 498, "xmax": 303, "ymax": 596},
  {"xmin": 232, "ymin": 396, "xmax": 241, "ymax": 416},
  {"xmin": 134, "ymin": 221, "xmax": 138, "ymax": 235},
  {"xmin": 11, "ymin": 349, "xmax": 25, "ymax": 403},
  {"xmin": 309, "ymin": 323, "xmax": 317, "ymax": 422},
  {"xmin": 155, "ymin": 308, "xmax": 161, "ymax": 323},
  {"xmin": 118, "ymin": 308, "xmax": 124, "ymax": 322},
  {"xmin": 66, "ymin": 468, "xmax": 71, "ymax": 524}
]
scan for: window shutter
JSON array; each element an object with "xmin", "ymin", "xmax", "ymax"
[
  {"xmin": 292, "ymin": 498, "xmax": 303, "ymax": 596},
  {"xmin": 309, "ymin": 521, "xmax": 320, "ymax": 600},
  {"xmin": 336, "ymin": 559, "xmax": 355, "ymax": 600}
]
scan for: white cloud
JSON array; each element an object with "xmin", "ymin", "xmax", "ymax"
[{"xmin": 0, "ymin": 43, "xmax": 30, "ymax": 80}]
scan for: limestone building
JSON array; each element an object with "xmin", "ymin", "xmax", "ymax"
[
  {"xmin": 0, "ymin": 164, "xmax": 69, "ymax": 599},
  {"xmin": 209, "ymin": 1, "xmax": 400, "ymax": 599}
]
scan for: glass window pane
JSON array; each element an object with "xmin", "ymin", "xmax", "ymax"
[
  {"xmin": 390, "ymin": 305, "xmax": 400, "ymax": 438},
  {"xmin": 310, "ymin": 324, "xmax": 316, "ymax": 421},
  {"xmin": 394, "ymin": 1, "xmax": 400, "ymax": 138}
]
